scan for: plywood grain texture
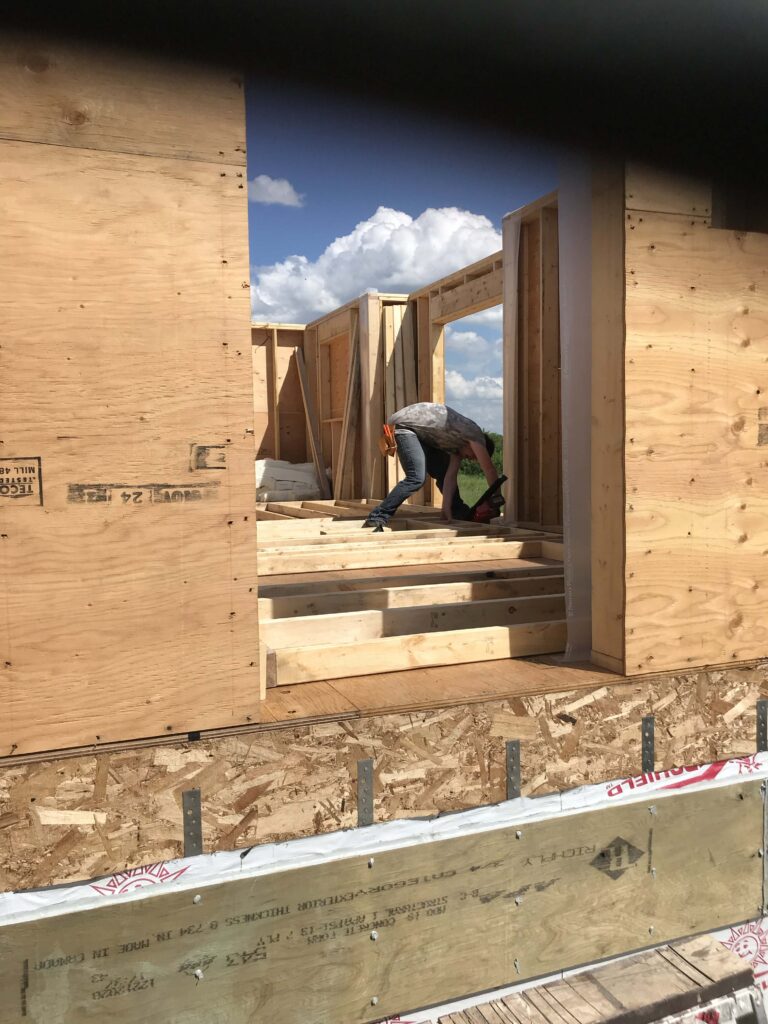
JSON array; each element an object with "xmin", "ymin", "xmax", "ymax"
[
  {"xmin": 624, "ymin": 204, "xmax": 768, "ymax": 672},
  {"xmin": 0, "ymin": 662, "xmax": 765, "ymax": 893},
  {"xmin": 0, "ymin": 777, "xmax": 761, "ymax": 1023},
  {"xmin": 0, "ymin": 36, "xmax": 246, "ymax": 164},
  {"xmin": 0, "ymin": 46, "xmax": 258, "ymax": 754},
  {"xmin": 591, "ymin": 164, "xmax": 627, "ymax": 673}
]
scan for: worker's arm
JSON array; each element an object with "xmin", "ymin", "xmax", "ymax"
[
  {"xmin": 468, "ymin": 439, "xmax": 499, "ymax": 487},
  {"xmin": 441, "ymin": 453, "xmax": 462, "ymax": 521}
]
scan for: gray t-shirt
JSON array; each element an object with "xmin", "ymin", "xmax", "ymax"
[{"xmin": 388, "ymin": 403, "xmax": 485, "ymax": 454}]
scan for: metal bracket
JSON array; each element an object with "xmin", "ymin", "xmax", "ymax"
[
  {"xmin": 506, "ymin": 740, "xmax": 521, "ymax": 800},
  {"xmin": 182, "ymin": 788, "xmax": 203, "ymax": 857},
  {"xmin": 641, "ymin": 716, "xmax": 655, "ymax": 774},
  {"xmin": 357, "ymin": 758, "xmax": 374, "ymax": 827},
  {"xmin": 762, "ymin": 783, "xmax": 768, "ymax": 916},
  {"xmin": 758, "ymin": 700, "xmax": 768, "ymax": 753}
]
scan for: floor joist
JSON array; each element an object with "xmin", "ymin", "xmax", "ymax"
[
  {"xmin": 261, "ymin": 593, "xmax": 566, "ymax": 648},
  {"xmin": 259, "ymin": 573, "xmax": 565, "ymax": 619},
  {"xmin": 266, "ymin": 620, "xmax": 568, "ymax": 686}
]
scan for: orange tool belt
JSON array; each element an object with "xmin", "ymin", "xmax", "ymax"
[{"xmin": 377, "ymin": 423, "xmax": 397, "ymax": 457}]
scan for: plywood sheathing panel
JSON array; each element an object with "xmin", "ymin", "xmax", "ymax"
[
  {"xmin": 1, "ymin": 663, "xmax": 766, "ymax": 893},
  {"xmin": 624, "ymin": 194, "xmax": 768, "ymax": 673},
  {"xmin": 0, "ymin": 37, "xmax": 246, "ymax": 164},
  {"xmin": 591, "ymin": 164, "xmax": 627, "ymax": 673},
  {"xmin": 0, "ymin": 53, "xmax": 258, "ymax": 753}
]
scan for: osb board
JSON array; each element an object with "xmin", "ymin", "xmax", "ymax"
[
  {"xmin": 0, "ymin": 136, "xmax": 258, "ymax": 753},
  {"xmin": 1, "ymin": 664, "xmax": 766, "ymax": 894},
  {"xmin": 624, "ymin": 208, "xmax": 768, "ymax": 672},
  {"xmin": 0, "ymin": 780, "xmax": 760, "ymax": 1024},
  {"xmin": 0, "ymin": 35, "xmax": 246, "ymax": 164}
]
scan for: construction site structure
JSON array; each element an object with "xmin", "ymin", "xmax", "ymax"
[{"xmin": 2, "ymin": 31, "xmax": 768, "ymax": 1024}]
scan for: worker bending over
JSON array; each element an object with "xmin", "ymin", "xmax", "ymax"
[{"xmin": 364, "ymin": 402, "xmax": 498, "ymax": 529}]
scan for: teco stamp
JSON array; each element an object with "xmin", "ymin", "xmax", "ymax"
[{"xmin": 0, "ymin": 457, "xmax": 43, "ymax": 506}]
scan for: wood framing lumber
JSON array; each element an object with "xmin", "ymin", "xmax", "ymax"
[
  {"xmin": 358, "ymin": 292, "xmax": 385, "ymax": 499},
  {"xmin": 255, "ymin": 508, "xmax": 293, "ymax": 521},
  {"xmin": 267, "ymin": 620, "xmax": 567, "ymax": 684},
  {"xmin": 259, "ymin": 574, "xmax": 565, "ymax": 619},
  {"xmin": 401, "ymin": 302, "xmax": 418, "ymax": 407},
  {"xmin": 430, "ymin": 264, "xmax": 503, "ymax": 324},
  {"xmin": 294, "ymin": 347, "xmax": 332, "ymax": 499},
  {"xmin": 264, "ymin": 526, "xmax": 546, "ymax": 549},
  {"xmin": 334, "ymin": 311, "xmax": 360, "ymax": 499},
  {"xmin": 539, "ymin": 205, "xmax": 561, "ymax": 526},
  {"xmin": 259, "ymin": 559, "xmax": 561, "ymax": 596},
  {"xmin": 265, "ymin": 503, "xmax": 336, "ymax": 519},
  {"xmin": 0, "ymin": 772, "xmax": 760, "ymax": 1022},
  {"xmin": 261, "ymin": 593, "xmax": 566, "ymax": 647},
  {"xmin": 258, "ymin": 539, "xmax": 544, "ymax": 575}
]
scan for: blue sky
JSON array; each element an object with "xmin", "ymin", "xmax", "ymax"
[{"xmin": 246, "ymin": 82, "xmax": 558, "ymax": 432}]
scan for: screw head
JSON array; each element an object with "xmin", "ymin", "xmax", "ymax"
[
  {"xmin": 371, "ymin": 997, "xmax": 379, "ymax": 1006},
  {"xmin": 193, "ymin": 968, "xmax": 204, "ymax": 980},
  {"xmin": 515, "ymin": 830, "xmax": 523, "ymax": 840},
  {"xmin": 368, "ymin": 857, "xmax": 375, "ymax": 868},
  {"xmin": 370, "ymin": 930, "xmax": 379, "ymax": 941},
  {"xmin": 514, "ymin": 896, "xmax": 523, "ymax": 906},
  {"xmin": 759, "ymin": 850, "xmax": 765, "ymax": 858},
  {"xmin": 649, "ymin": 925, "xmax": 655, "ymax": 935},
  {"xmin": 193, "ymin": 894, "xmax": 202, "ymax": 905}
]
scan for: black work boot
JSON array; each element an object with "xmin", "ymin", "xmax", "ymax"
[{"xmin": 362, "ymin": 518, "xmax": 385, "ymax": 532}]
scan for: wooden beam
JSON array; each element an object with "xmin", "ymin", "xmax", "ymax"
[
  {"xmin": 401, "ymin": 302, "xmax": 418, "ymax": 407},
  {"xmin": 254, "ymin": 508, "xmax": 293, "ymax": 521},
  {"xmin": 408, "ymin": 248, "xmax": 503, "ymax": 301},
  {"xmin": 265, "ymin": 503, "xmax": 336, "ymax": 520},
  {"xmin": 263, "ymin": 525, "xmax": 545, "ymax": 549},
  {"xmin": 258, "ymin": 539, "xmax": 545, "ymax": 576},
  {"xmin": 430, "ymin": 265, "xmax": 503, "ymax": 324},
  {"xmin": 261, "ymin": 594, "xmax": 566, "ymax": 647},
  {"xmin": 358, "ymin": 293, "xmax": 385, "ymax": 498},
  {"xmin": 539, "ymin": 205, "xmax": 561, "ymax": 526},
  {"xmin": 294, "ymin": 348, "xmax": 332, "ymax": 499},
  {"xmin": 259, "ymin": 560, "xmax": 561, "ymax": 597},
  {"xmin": 268, "ymin": 327, "xmax": 280, "ymax": 459},
  {"xmin": 334, "ymin": 311, "xmax": 360, "ymax": 499},
  {"xmin": 502, "ymin": 214, "xmax": 521, "ymax": 521},
  {"xmin": 259, "ymin": 574, "xmax": 565, "ymax": 619},
  {"xmin": 267, "ymin": 620, "xmax": 567, "ymax": 684}
]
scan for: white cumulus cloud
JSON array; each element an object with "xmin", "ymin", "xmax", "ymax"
[
  {"xmin": 445, "ymin": 327, "xmax": 502, "ymax": 376},
  {"xmin": 445, "ymin": 369, "xmax": 504, "ymax": 433},
  {"xmin": 248, "ymin": 174, "xmax": 304, "ymax": 207},
  {"xmin": 251, "ymin": 205, "xmax": 501, "ymax": 323}
]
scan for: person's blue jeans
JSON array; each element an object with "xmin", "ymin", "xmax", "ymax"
[{"xmin": 367, "ymin": 429, "xmax": 473, "ymax": 524}]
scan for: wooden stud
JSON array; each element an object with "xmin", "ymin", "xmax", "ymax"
[
  {"xmin": 539, "ymin": 205, "xmax": 561, "ymax": 526},
  {"xmin": 335, "ymin": 311, "xmax": 361, "ymax": 500}
]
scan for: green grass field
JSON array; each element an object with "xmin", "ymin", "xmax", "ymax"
[{"xmin": 457, "ymin": 471, "xmax": 487, "ymax": 508}]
